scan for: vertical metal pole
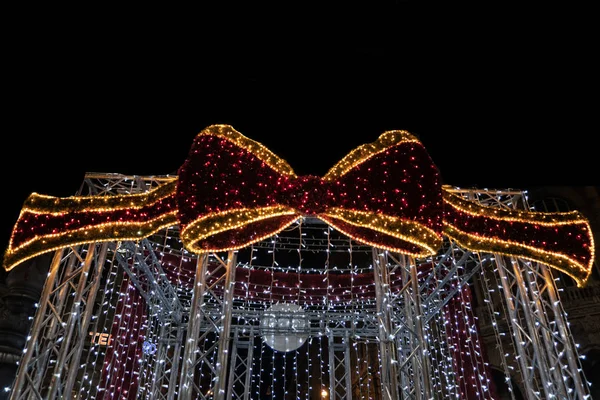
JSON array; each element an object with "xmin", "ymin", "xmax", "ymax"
[
  {"xmin": 521, "ymin": 260, "xmax": 569, "ymax": 397},
  {"xmin": 46, "ymin": 244, "xmax": 99, "ymax": 400},
  {"xmin": 508, "ymin": 258, "xmax": 554, "ymax": 399},
  {"xmin": 226, "ymin": 328, "xmax": 240, "ymax": 399},
  {"xmin": 541, "ymin": 264, "xmax": 589, "ymax": 399},
  {"xmin": 214, "ymin": 250, "xmax": 238, "ymax": 400},
  {"xmin": 495, "ymin": 256, "xmax": 542, "ymax": 399},
  {"xmin": 62, "ymin": 243, "xmax": 109, "ymax": 397},
  {"xmin": 328, "ymin": 334, "xmax": 336, "ymax": 400},
  {"xmin": 344, "ymin": 332, "xmax": 352, "ymax": 400},
  {"xmin": 31, "ymin": 247, "xmax": 81, "ymax": 390},
  {"xmin": 167, "ymin": 326, "xmax": 184, "ymax": 400},
  {"xmin": 148, "ymin": 318, "xmax": 169, "ymax": 399},
  {"xmin": 10, "ymin": 248, "xmax": 64, "ymax": 398},
  {"xmin": 243, "ymin": 333, "xmax": 254, "ymax": 400},
  {"xmin": 399, "ymin": 260, "xmax": 415, "ymax": 397},
  {"xmin": 409, "ymin": 257, "xmax": 432, "ymax": 400},
  {"xmin": 179, "ymin": 254, "xmax": 209, "ymax": 400},
  {"xmin": 372, "ymin": 249, "xmax": 399, "ymax": 400}
]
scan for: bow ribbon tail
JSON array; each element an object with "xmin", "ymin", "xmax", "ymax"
[
  {"xmin": 179, "ymin": 207, "xmax": 300, "ymax": 254},
  {"xmin": 318, "ymin": 208, "xmax": 443, "ymax": 258},
  {"xmin": 442, "ymin": 188, "xmax": 595, "ymax": 287},
  {"xmin": 2, "ymin": 180, "xmax": 179, "ymax": 272}
]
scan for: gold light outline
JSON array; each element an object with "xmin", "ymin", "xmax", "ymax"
[
  {"xmin": 189, "ymin": 215, "xmax": 301, "ymax": 254},
  {"xmin": 3, "ymin": 212, "xmax": 178, "ymax": 272},
  {"xmin": 324, "ymin": 130, "xmax": 423, "ymax": 181},
  {"xmin": 319, "ymin": 207, "xmax": 442, "ymax": 257},
  {"xmin": 180, "ymin": 206, "xmax": 299, "ymax": 252},
  {"xmin": 22, "ymin": 180, "xmax": 177, "ymax": 214},
  {"xmin": 443, "ymin": 223, "xmax": 593, "ymax": 288},
  {"xmin": 197, "ymin": 125, "xmax": 297, "ymax": 177},
  {"xmin": 442, "ymin": 187, "xmax": 589, "ymax": 225}
]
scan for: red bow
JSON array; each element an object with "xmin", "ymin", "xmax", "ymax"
[
  {"xmin": 3, "ymin": 125, "xmax": 595, "ymax": 287},
  {"xmin": 176, "ymin": 125, "xmax": 444, "ymax": 257}
]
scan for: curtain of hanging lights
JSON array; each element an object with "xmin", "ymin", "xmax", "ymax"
[{"xmin": 59, "ymin": 216, "xmax": 501, "ymax": 400}]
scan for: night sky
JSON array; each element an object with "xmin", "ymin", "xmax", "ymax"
[{"xmin": 2, "ymin": 17, "xmax": 596, "ymax": 261}]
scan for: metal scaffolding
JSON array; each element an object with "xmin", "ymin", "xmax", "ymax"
[{"xmin": 7, "ymin": 174, "xmax": 592, "ymax": 399}]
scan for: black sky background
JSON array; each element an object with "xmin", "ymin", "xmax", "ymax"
[{"xmin": 1, "ymin": 12, "xmax": 597, "ymax": 258}]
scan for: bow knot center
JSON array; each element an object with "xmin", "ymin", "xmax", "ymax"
[{"xmin": 286, "ymin": 175, "xmax": 329, "ymax": 215}]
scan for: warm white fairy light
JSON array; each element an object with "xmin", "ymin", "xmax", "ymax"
[
  {"xmin": 439, "ymin": 310, "xmax": 460, "ymax": 397},
  {"xmin": 366, "ymin": 339, "xmax": 374, "ymax": 399},
  {"xmin": 317, "ymin": 335, "xmax": 326, "ymax": 400},
  {"xmin": 458, "ymin": 281, "xmax": 492, "ymax": 397},
  {"xmin": 76, "ymin": 255, "xmax": 121, "ymax": 399},
  {"xmin": 257, "ymin": 335, "xmax": 266, "ymax": 398},
  {"xmin": 426, "ymin": 292, "xmax": 446, "ymax": 394},
  {"xmin": 271, "ymin": 327, "xmax": 276, "ymax": 398},
  {"xmin": 138, "ymin": 303, "xmax": 160, "ymax": 398},
  {"xmin": 305, "ymin": 335, "xmax": 311, "ymax": 400},
  {"xmin": 477, "ymin": 254, "xmax": 519, "ymax": 396},
  {"xmin": 295, "ymin": 229, "xmax": 302, "ymax": 399}
]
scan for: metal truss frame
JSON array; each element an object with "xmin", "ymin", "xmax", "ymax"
[
  {"xmin": 328, "ymin": 333, "xmax": 353, "ymax": 400},
  {"xmin": 494, "ymin": 256, "xmax": 589, "ymax": 399},
  {"xmin": 9, "ymin": 175, "xmax": 592, "ymax": 400},
  {"xmin": 111, "ymin": 239, "xmax": 185, "ymax": 400},
  {"xmin": 10, "ymin": 242, "xmax": 110, "ymax": 400},
  {"xmin": 77, "ymin": 172, "xmax": 176, "ymax": 196},
  {"xmin": 373, "ymin": 250, "xmax": 434, "ymax": 400},
  {"xmin": 226, "ymin": 328, "xmax": 254, "ymax": 400},
  {"xmin": 178, "ymin": 251, "xmax": 238, "ymax": 400},
  {"xmin": 450, "ymin": 187, "xmax": 591, "ymax": 400}
]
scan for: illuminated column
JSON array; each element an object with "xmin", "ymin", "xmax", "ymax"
[
  {"xmin": 167, "ymin": 327, "xmax": 185, "ymax": 400},
  {"xmin": 327, "ymin": 332, "xmax": 352, "ymax": 400},
  {"xmin": 146, "ymin": 320, "xmax": 185, "ymax": 400},
  {"xmin": 408, "ymin": 255, "xmax": 433, "ymax": 400},
  {"xmin": 146, "ymin": 319, "xmax": 167, "ymax": 399},
  {"xmin": 475, "ymin": 253, "xmax": 520, "ymax": 397},
  {"xmin": 495, "ymin": 255, "xmax": 548, "ymax": 399},
  {"xmin": 519, "ymin": 258, "xmax": 570, "ymax": 397},
  {"xmin": 213, "ymin": 250, "xmax": 238, "ymax": 400},
  {"xmin": 179, "ymin": 251, "xmax": 238, "ymax": 400},
  {"xmin": 499, "ymin": 256, "xmax": 591, "ymax": 399},
  {"xmin": 226, "ymin": 327, "xmax": 255, "ymax": 400},
  {"xmin": 110, "ymin": 239, "xmax": 185, "ymax": 400},
  {"xmin": 10, "ymin": 249, "xmax": 65, "ymax": 399},
  {"xmin": 11, "ymin": 243, "xmax": 108, "ymax": 400},
  {"xmin": 46, "ymin": 243, "xmax": 108, "ymax": 399},
  {"xmin": 31, "ymin": 249, "xmax": 81, "ymax": 390},
  {"xmin": 372, "ymin": 249, "xmax": 399, "ymax": 400},
  {"xmin": 61, "ymin": 243, "xmax": 110, "ymax": 398},
  {"xmin": 178, "ymin": 254, "xmax": 209, "ymax": 399},
  {"xmin": 386, "ymin": 252, "xmax": 436, "ymax": 400},
  {"xmin": 539, "ymin": 262, "xmax": 590, "ymax": 399}
]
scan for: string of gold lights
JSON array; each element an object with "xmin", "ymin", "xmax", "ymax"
[{"xmin": 323, "ymin": 130, "xmax": 422, "ymax": 181}]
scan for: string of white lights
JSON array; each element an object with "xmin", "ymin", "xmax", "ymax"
[
  {"xmin": 79, "ymin": 251, "xmax": 120, "ymax": 399},
  {"xmin": 475, "ymin": 253, "xmax": 518, "ymax": 398}
]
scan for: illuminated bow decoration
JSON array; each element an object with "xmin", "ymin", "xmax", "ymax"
[{"xmin": 3, "ymin": 125, "xmax": 595, "ymax": 287}]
